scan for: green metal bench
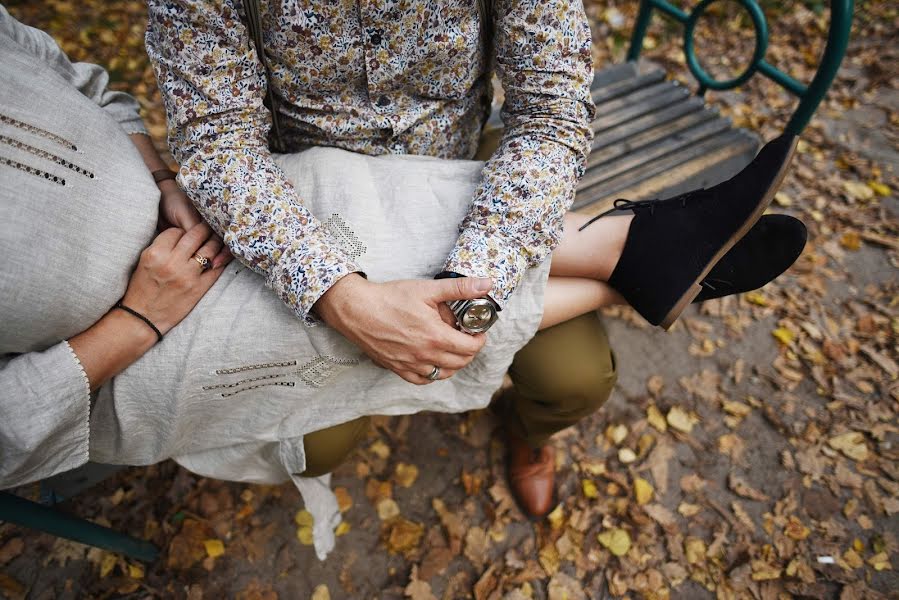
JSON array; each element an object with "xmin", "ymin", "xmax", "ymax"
[
  {"xmin": 571, "ymin": 0, "xmax": 853, "ymax": 215},
  {"xmin": 0, "ymin": 0, "xmax": 853, "ymax": 565}
]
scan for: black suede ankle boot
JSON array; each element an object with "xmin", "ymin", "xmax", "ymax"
[
  {"xmin": 695, "ymin": 214, "xmax": 807, "ymax": 302},
  {"xmin": 581, "ymin": 134, "xmax": 798, "ymax": 329}
]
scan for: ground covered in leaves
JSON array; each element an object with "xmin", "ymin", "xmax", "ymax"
[{"xmin": 1, "ymin": 1, "xmax": 897, "ymax": 598}]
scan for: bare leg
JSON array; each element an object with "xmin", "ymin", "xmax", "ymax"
[
  {"xmin": 539, "ymin": 277, "xmax": 624, "ymax": 330},
  {"xmin": 550, "ymin": 212, "xmax": 632, "ymax": 281}
]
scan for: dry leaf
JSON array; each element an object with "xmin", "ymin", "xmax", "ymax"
[
  {"xmin": 666, "ymin": 407, "xmax": 696, "ymax": 433},
  {"xmin": 633, "ymin": 477, "xmax": 654, "ymax": 505},
  {"xmin": 311, "ymin": 584, "xmax": 331, "ymax": 600},
  {"xmin": 646, "ymin": 404, "xmax": 667, "ymax": 432},
  {"xmin": 394, "ymin": 463, "xmax": 419, "ymax": 488},
  {"xmin": 203, "ymin": 539, "xmax": 225, "ymax": 558},
  {"xmin": 828, "ymin": 432, "xmax": 869, "ymax": 461},
  {"xmin": 597, "ymin": 528, "xmax": 631, "ymax": 557},
  {"xmin": 377, "ymin": 498, "xmax": 401, "ymax": 520}
]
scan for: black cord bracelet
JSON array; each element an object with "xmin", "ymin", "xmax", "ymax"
[{"xmin": 114, "ymin": 301, "xmax": 163, "ymax": 343}]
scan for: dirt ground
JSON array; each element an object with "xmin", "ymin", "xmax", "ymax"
[{"xmin": 1, "ymin": 1, "xmax": 897, "ymax": 599}]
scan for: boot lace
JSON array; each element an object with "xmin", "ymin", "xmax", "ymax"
[{"xmin": 577, "ymin": 190, "xmax": 701, "ymax": 232}]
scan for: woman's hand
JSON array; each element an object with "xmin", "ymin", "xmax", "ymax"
[
  {"xmin": 158, "ymin": 179, "xmax": 231, "ymax": 268},
  {"xmin": 314, "ymin": 274, "xmax": 490, "ymax": 384},
  {"xmin": 122, "ymin": 222, "xmax": 231, "ymax": 334}
]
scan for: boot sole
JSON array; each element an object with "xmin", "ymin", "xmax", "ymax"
[{"xmin": 658, "ymin": 136, "xmax": 798, "ymax": 330}]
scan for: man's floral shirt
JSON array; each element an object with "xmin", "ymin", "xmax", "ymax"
[{"xmin": 146, "ymin": 0, "xmax": 595, "ymax": 323}]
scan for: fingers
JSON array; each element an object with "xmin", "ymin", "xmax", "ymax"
[
  {"xmin": 194, "ymin": 236, "xmax": 223, "ymax": 268},
  {"xmin": 428, "ymin": 277, "xmax": 493, "ymax": 303},
  {"xmin": 396, "ymin": 366, "xmax": 458, "ymax": 385},
  {"xmin": 173, "ymin": 222, "xmax": 213, "ymax": 259},
  {"xmin": 211, "ymin": 238, "xmax": 233, "ymax": 269},
  {"xmin": 151, "ymin": 226, "xmax": 186, "ymax": 251}
]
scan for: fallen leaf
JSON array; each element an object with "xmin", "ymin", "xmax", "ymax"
[
  {"xmin": 547, "ymin": 571, "xmax": 586, "ymax": 600},
  {"xmin": 868, "ymin": 180, "xmax": 890, "ymax": 196},
  {"xmin": 844, "ymin": 180, "xmax": 874, "ymax": 201},
  {"xmin": 384, "ymin": 517, "xmax": 424, "ymax": 555},
  {"xmin": 394, "ymin": 463, "xmax": 419, "ymax": 488},
  {"xmin": 405, "ymin": 565, "xmax": 437, "ymax": 600},
  {"xmin": 618, "ymin": 448, "xmax": 637, "ymax": 463},
  {"xmin": 127, "ymin": 563, "xmax": 144, "ymax": 579},
  {"xmin": 0, "ymin": 539, "xmax": 24, "ymax": 565},
  {"xmin": 784, "ymin": 516, "xmax": 810, "ymax": 540},
  {"xmin": 828, "ymin": 432, "xmax": 869, "ymax": 461},
  {"xmin": 646, "ymin": 404, "xmax": 667, "ymax": 432},
  {"xmin": 728, "ymin": 473, "xmax": 769, "ymax": 501},
  {"xmin": 666, "ymin": 407, "xmax": 697, "ymax": 433},
  {"xmin": 464, "ymin": 527, "xmax": 489, "ymax": 568},
  {"xmin": 597, "ymin": 528, "xmax": 631, "ymax": 557},
  {"xmin": 311, "ymin": 584, "xmax": 331, "ymax": 600},
  {"xmin": 633, "ymin": 477, "xmax": 654, "ymax": 505},
  {"xmin": 772, "ymin": 328, "xmax": 795, "ymax": 345},
  {"xmin": 203, "ymin": 539, "xmax": 224, "ymax": 558},
  {"xmin": 582, "ymin": 479, "xmax": 599, "ymax": 499},
  {"xmin": 334, "ymin": 487, "xmax": 353, "ymax": 513},
  {"xmin": 377, "ymin": 498, "xmax": 401, "ymax": 520}
]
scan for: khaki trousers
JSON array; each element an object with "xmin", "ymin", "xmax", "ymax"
[{"xmin": 301, "ymin": 311, "xmax": 616, "ymax": 477}]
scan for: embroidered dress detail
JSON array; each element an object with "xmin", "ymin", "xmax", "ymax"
[
  {"xmin": 0, "ymin": 155, "xmax": 64, "ymax": 185},
  {"xmin": 202, "ymin": 373, "xmax": 287, "ymax": 390},
  {"xmin": 220, "ymin": 381, "xmax": 295, "ymax": 397},
  {"xmin": 0, "ymin": 113, "xmax": 77, "ymax": 151},
  {"xmin": 297, "ymin": 356, "xmax": 360, "ymax": 388},
  {"xmin": 323, "ymin": 214, "xmax": 367, "ymax": 260},
  {"xmin": 0, "ymin": 134, "xmax": 93, "ymax": 178},
  {"xmin": 215, "ymin": 360, "xmax": 297, "ymax": 375}
]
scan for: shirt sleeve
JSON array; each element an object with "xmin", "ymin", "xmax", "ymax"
[
  {"xmin": 442, "ymin": 0, "xmax": 596, "ymax": 307},
  {"xmin": 0, "ymin": 342, "xmax": 91, "ymax": 489},
  {"xmin": 0, "ymin": 5, "xmax": 147, "ymax": 135},
  {"xmin": 145, "ymin": 0, "xmax": 362, "ymax": 325}
]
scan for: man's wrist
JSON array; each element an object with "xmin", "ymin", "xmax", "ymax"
[{"xmin": 311, "ymin": 272, "xmax": 368, "ymax": 325}]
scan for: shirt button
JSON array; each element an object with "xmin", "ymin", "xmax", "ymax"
[
  {"xmin": 370, "ymin": 32, "xmax": 382, "ymax": 45},
  {"xmin": 376, "ymin": 95, "xmax": 391, "ymax": 107}
]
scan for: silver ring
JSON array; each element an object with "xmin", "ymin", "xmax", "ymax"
[{"xmin": 426, "ymin": 366, "xmax": 441, "ymax": 381}]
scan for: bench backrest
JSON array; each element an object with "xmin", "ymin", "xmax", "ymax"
[{"xmin": 626, "ymin": 0, "xmax": 854, "ymax": 135}]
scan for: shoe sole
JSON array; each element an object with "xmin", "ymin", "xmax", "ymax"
[{"xmin": 659, "ymin": 135, "xmax": 798, "ymax": 330}]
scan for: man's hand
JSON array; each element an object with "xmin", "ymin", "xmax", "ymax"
[
  {"xmin": 158, "ymin": 179, "xmax": 231, "ymax": 268},
  {"xmin": 314, "ymin": 274, "xmax": 492, "ymax": 384}
]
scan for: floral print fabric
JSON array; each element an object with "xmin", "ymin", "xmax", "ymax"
[{"xmin": 146, "ymin": 0, "xmax": 595, "ymax": 323}]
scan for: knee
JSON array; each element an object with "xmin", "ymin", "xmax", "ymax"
[
  {"xmin": 301, "ymin": 416, "xmax": 371, "ymax": 478},
  {"xmin": 510, "ymin": 311, "xmax": 617, "ymax": 416}
]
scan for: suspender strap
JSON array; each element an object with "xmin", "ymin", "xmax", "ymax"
[{"xmin": 242, "ymin": 0, "xmax": 285, "ymax": 153}]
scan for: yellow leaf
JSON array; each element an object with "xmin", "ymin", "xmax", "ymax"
[
  {"xmin": 784, "ymin": 516, "xmax": 810, "ymax": 540},
  {"xmin": 581, "ymin": 479, "xmax": 599, "ymax": 499},
  {"xmin": 297, "ymin": 525, "xmax": 313, "ymax": 545},
  {"xmin": 852, "ymin": 538, "xmax": 864, "ymax": 552},
  {"xmin": 744, "ymin": 291, "xmax": 769, "ymax": 306},
  {"xmin": 828, "ymin": 432, "xmax": 869, "ymax": 461},
  {"xmin": 547, "ymin": 504, "xmax": 565, "ymax": 531},
  {"xmin": 678, "ymin": 503, "xmax": 702, "ymax": 517},
  {"xmin": 203, "ymin": 539, "xmax": 224, "ymax": 558},
  {"xmin": 597, "ymin": 528, "xmax": 631, "ymax": 557},
  {"xmin": 647, "ymin": 404, "xmax": 667, "ymax": 432},
  {"xmin": 618, "ymin": 448, "xmax": 637, "ymax": 463},
  {"xmin": 127, "ymin": 564, "xmax": 144, "ymax": 579},
  {"xmin": 842, "ymin": 548, "xmax": 863, "ymax": 569},
  {"xmin": 867, "ymin": 552, "xmax": 891, "ymax": 571},
  {"xmin": 311, "ymin": 584, "xmax": 331, "ymax": 600},
  {"xmin": 774, "ymin": 191, "xmax": 792, "ymax": 207},
  {"xmin": 394, "ymin": 463, "xmax": 419, "ymax": 488},
  {"xmin": 685, "ymin": 537, "xmax": 706, "ymax": 564},
  {"xmin": 294, "ymin": 509, "xmax": 314, "ymax": 527},
  {"xmin": 99, "ymin": 553, "xmax": 117, "ymax": 578},
  {"xmin": 772, "ymin": 328, "xmax": 795, "ymax": 345},
  {"xmin": 335, "ymin": 521, "xmax": 351, "ymax": 537},
  {"xmin": 377, "ymin": 498, "xmax": 400, "ymax": 520},
  {"xmin": 369, "ymin": 439, "xmax": 391, "ymax": 459},
  {"xmin": 666, "ymin": 407, "xmax": 696, "ymax": 434},
  {"xmin": 840, "ymin": 232, "xmax": 861, "ymax": 251},
  {"xmin": 844, "ymin": 180, "xmax": 874, "ymax": 201},
  {"xmin": 605, "ymin": 424, "xmax": 628, "ymax": 445},
  {"xmin": 751, "ymin": 560, "xmax": 782, "ymax": 581},
  {"xmin": 868, "ymin": 180, "xmax": 890, "ymax": 196},
  {"xmin": 634, "ymin": 477, "xmax": 654, "ymax": 505},
  {"xmin": 334, "ymin": 487, "xmax": 353, "ymax": 513}
]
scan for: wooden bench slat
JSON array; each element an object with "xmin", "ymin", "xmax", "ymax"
[
  {"xmin": 579, "ymin": 117, "xmax": 736, "ymax": 191},
  {"xmin": 573, "ymin": 129, "xmax": 757, "ymax": 210},
  {"xmin": 587, "ymin": 101, "xmax": 713, "ymax": 165},
  {"xmin": 591, "ymin": 70, "xmax": 666, "ymax": 105},
  {"xmin": 592, "ymin": 86, "xmax": 692, "ymax": 132}
]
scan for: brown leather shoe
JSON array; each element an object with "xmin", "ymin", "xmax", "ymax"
[{"xmin": 506, "ymin": 429, "xmax": 556, "ymax": 519}]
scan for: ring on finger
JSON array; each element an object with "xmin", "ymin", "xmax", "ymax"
[
  {"xmin": 426, "ymin": 365, "xmax": 441, "ymax": 381},
  {"xmin": 192, "ymin": 253, "xmax": 211, "ymax": 271}
]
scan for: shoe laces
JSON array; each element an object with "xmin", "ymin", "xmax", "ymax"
[{"xmin": 577, "ymin": 190, "xmax": 701, "ymax": 232}]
